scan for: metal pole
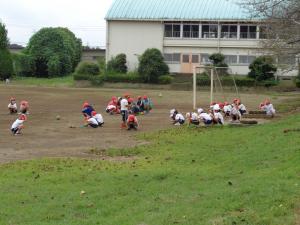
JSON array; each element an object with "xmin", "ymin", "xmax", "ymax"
[
  {"xmin": 210, "ymin": 68, "xmax": 214, "ymax": 104},
  {"xmin": 193, "ymin": 66, "xmax": 197, "ymax": 110}
]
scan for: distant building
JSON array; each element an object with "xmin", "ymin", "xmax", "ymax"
[
  {"xmin": 81, "ymin": 47, "xmax": 106, "ymax": 63},
  {"xmin": 8, "ymin": 44, "xmax": 24, "ymax": 54},
  {"xmin": 106, "ymin": 0, "xmax": 298, "ymax": 76}
]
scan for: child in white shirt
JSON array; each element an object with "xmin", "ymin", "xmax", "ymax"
[
  {"xmin": 186, "ymin": 112, "xmax": 200, "ymax": 125},
  {"xmin": 262, "ymin": 100, "xmax": 276, "ymax": 116},
  {"xmin": 198, "ymin": 108, "xmax": 213, "ymax": 125},
  {"xmin": 11, "ymin": 113, "xmax": 27, "ymax": 135},
  {"xmin": 8, "ymin": 97, "xmax": 18, "ymax": 114},
  {"xmin": 174, "ymin": 112, "xmax": 185, "ymax": 125}
]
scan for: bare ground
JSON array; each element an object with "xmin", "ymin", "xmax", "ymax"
[{"xmin": 0, "ymin": 85, "xmax": 294, "ymax": 164}]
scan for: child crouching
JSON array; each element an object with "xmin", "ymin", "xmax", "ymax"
[
  {"xmin": 11, "ymin": 113, "xmax": 27, "ymax": 135},
  {"xmin": 8, "ymin": 97, "xmax": 18, "ymax": 114},
  {"xmin": 127, "ymin": 111, "xmax": 139, "ymax": 130}
]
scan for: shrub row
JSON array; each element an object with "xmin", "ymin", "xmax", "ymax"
[
  {"xmin": 73, "ymin": 73, "xmax": 103, "ymax": 86},
  {"xmin": 196, "ymin": 75, "xmax": 276, "ymax": 87},
  {"xmin": 101, "ymin": 72, "xmax": 143, "ymax": 83}
]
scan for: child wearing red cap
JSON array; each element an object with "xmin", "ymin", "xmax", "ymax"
[
  {"xmin": 127, "ymin": 111, "xmax": 139, "ymax": 130},
  {"xmin": 8, "ymin": 97, "xmax": 18, "ymax": 114},
  {"xmin": 20, "ymin": 100, "xmax": 29, "ymax": 114},
  {"xmin": 142, "ymin": 96, "xmax": 153, "ymax": 114},
  {"xmin": 11, "ymin": 113, "xmax": 27, "ymax": 135},
  {"xmin": 223, "ymin": 102, "xmax": 232, "ymax": 117},
  {"xmin": 120, "ymin": 94, "xmax": 129, "ymax": 128},
  {"xmin": 92, "ymin": 111, "xmax": 104, "ymax": 127},
  {"xmin": 82, "ymin": 102, "xmax": 95, "ymax": 119},
  {"xmin": 261, "ymin": 99, "xmax": 276, "ymax": 117},
  {"xmin": 106, "ymin": 96, "xmax": 119, "ymax": 115}
]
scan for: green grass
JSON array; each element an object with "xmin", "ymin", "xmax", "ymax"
[
  {"xmin": 1, "ymin": 116, "xmax": 300, "ymax": 225},
  {"xmin": 11, "ymin": 76, "xmax": 74, "ymax": 87}
]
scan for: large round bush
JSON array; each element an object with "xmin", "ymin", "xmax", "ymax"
[
  {"xmin": 138, "ymin": 48, "xmax": 169, "ymax": 83},
  {"xmin": 25, "ymin": 27, "xmax": 82, "ymax": 77}
]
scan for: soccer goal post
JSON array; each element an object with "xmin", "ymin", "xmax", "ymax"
[{"xmin": 193, "ymin": 66, "xmax": 235, "ymax": 110}]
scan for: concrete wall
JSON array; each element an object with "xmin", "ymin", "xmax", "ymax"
[{"xmin": 107, "ymin": 21, "xmax": 164, "ymax": 70}]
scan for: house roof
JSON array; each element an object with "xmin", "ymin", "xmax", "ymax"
[{"xmin": 106, "ymin": 0, "xmax": 254, "ymax": 21}]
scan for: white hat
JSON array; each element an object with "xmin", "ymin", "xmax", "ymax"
[
  {"xmin": 170, "ymin": 109, "xmax": 176, "ymax": 114},
  {"xmin": 185, "ymin": 112, "xmax": 191, "ymax": 118},
  {"xmin": 197, "ymin": 108, "xmax": 204, "ymax": 114}
]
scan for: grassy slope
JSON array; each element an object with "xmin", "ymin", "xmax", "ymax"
[
  {"xmin": 1, "ymin": 116, "xmax": 300, "ymax": 225},
  {"xmin": 11, "ymin": 76, "xmax": 74, "ymax": 87}
]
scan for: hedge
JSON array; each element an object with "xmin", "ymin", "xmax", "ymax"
[
  {"xmin": 197, "ymin": 76, "xmax": 256, "ymax": 87},
  {"xmin": 158, "ymin": 75, "xmax": 173, "ymax": 84},
  {"xmin": 73, "ymin": 73, "xmax": 103, "ymax": 86},
  {"xmin": 101, "ymin": 72, "xmax": 143, "ymax": 83}
]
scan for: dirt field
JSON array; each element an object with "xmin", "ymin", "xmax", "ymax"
[{"xmin": 0, "ymin": 85, "xmax": 292, "ymax": 164}]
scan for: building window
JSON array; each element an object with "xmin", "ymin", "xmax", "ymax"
[
  {"xmin": 240, "ymin": 25, "xmax": 257, "ymax": 39},
  {"xmin": 183, "ymin": 25, "xmax": 199, "ymax": 38},
  {"xmin": 202, "ymin": 25, "xmax": 218, "ymax": 38},
  {"xmin": 259, "ymin": 26, "xmax": 268, "ymax": 39},
  {"xmin": 182, "ymin": 54, "xmax": 190, "ymax": 63},
  {"xmin": 201, "ymin": 54, "xmax": 212, "ymax": 64},
  {"xmin": 164, "ymin": 24, "xmax": 181, "ymax": 38},
  {"xmin": 221, "ymin": 25, "xmax": 238, "ymax": 39},
  {"xmin": 239, "ymin": 55, "xmax": 256, "ymax": 65},
  {"xmin": 192, "ymin": 55, "xmax": 200, "ymax": 63},
  {"xmin": 164, "ymin": 53, "xmax": 181, "ymax": 64},
  {"xmin": 224, "ymin": 55, "xmax": 238, "ymax": 65}
]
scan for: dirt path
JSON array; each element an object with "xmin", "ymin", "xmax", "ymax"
[{"xmin": 0, "ymin": 85, "xmax": 293, "ymax": 164}]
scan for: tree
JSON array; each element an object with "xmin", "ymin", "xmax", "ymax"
[
  {"xmin": 107, "ymin": 53, "xmax": 128, "ymax": 73},
  {"xmin": 25, "ymin": 27, "xmax": 82, "ymax": 77},
  {"xmin": 242, "ymin": 0, "xmax": 300, "ymax": 74},
  {"xmin": 138, "ymin": 48, "xmax": 169, "ymax": 83},
  {"xmin": 209, "ymin": 53, "xmax": 229, "ymax": 75},
  {"xmin": 0, "ymin": 22, "xmax": 13, "ymax": 79},
  {"xmin": 248, "ymin": 56, "xmax": 277, "ymax": 81}
]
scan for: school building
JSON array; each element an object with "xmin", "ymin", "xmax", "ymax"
[{"xmin": 105, "ymin": 0, "xmax": 298, "ymax": 76}]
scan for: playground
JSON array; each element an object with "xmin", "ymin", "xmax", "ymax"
[{"xmin": 0, "ymin": 84, "xmax": 297, "ymax": 164}]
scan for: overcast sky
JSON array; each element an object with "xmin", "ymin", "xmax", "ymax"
[{"xmin": 0, "ymin": 0, "xmax": 114, "ymax": 48}]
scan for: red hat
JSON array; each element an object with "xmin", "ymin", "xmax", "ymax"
[
  {"xmin": 20, "ymin": 100, "xmax": 29, "ymax": 107},
  {"xmin": 128, "ymin": 97, "xmax": 134, "ymax": 103},
  {"xmin": 124, "ymin": 93, "xmax": 130, "ymax": 98},
  {"xmin": 92, "ymin": 111, "xmax": 97, "ymax": 116},
  {"xmin": 83, "ymin": 102, "xmax": 89, "ymax": 108},
  {"xmin": 111, "ymin": 96, "xmax": 117, "ymax": 101},
  {"xmin": 143, "ymin": 95, "xmax": 148, "ymax": 99}
]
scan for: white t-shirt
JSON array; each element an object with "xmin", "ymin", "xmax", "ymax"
[
  {"xmin": 191, "ymin": 112, "xmax": 198, "ymax": 121},
  {"xmin": 93, "ymin": 114, "xmax": 104, "ymax": 124},
  {"xmin": 239, "ymin": 104, "xmax": 246, "ymax": 111},
  {"xmin": 199, "ymin": 113, "xmax": 212, "ymax": 121},
  {"xmin": 223, "ymin": 105, "xmax": 232, "ymax": 113},
  {"xmin": 175, "ymin": 113, "xmax": 185, "ymax": 121},
  {"xmin": 106, "ymin": 105, "xmax": 116, "ymax": 110},
  {"xmin": 264, "ymin": 104, "xmax": 275, "ymax": 115},
  {"xmin": 11, "ymin": 119, "xmax": 23, "ymax": 129},
  {"xmin": 120, "ymin": 99, "xmax": 128, "ymax": 111},
  {"xmin": 231, "ymin": 107, "xmax": 241, "ymax": 117},
  {"xmin": 214, "ymin": 112, "xmax": 224, "ymax": 124},
  {"xmin": 8, "ymin": 103, "xmax": 17, "ymax": 109},
  {"xmin": 88, "ymin": 117, "xmax": 99, "ymax": 125}
]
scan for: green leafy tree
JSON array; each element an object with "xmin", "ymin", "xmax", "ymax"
[
  {"xmin": 0, "ymin": 22, "xmax": 13, "ymax": 79},
  {"xmin": 138, "ymin": 48, "xmax": 169, "ymax": 83},
  {"xmin": 25, "ymin": 27, "xmax": 82, "ymax": 77},
  {"xmin": 209, "ymin": 53, "xmax": 228, "ymax": 75},
  {"xmin": 248, "ymin": 56, "xmax": 277, "ymax": 81},
  {"xmin": 107, "ymin": 53, "xmax": 127, "ymax": 73},
  {"xmin": 12, "ymin": 53, "xmax": 35, "ymax": 77}
]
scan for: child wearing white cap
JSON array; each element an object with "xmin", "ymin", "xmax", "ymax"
[
  {"xmin": 198, "ymin": 108, "xmax": 213, "ymax": 125},
  {"xmin": 186, "ymin": 112, "xmax": 200, "ymax": 125},
  {"xmin": 213, "ymin": 105, "xmax": 224, "ymax": 125}
]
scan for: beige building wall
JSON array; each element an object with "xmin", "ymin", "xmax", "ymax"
[{"xmin": 107, "ymin": 21, "xmax": 164, "ymax": 71}]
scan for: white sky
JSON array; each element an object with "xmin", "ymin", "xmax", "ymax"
[{"xmin": 0, "ymin": 0, "xmax": 114, "ymax": 48}]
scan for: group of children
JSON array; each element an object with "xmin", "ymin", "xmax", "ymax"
[
  {"xmin": 7, "ymin": 93, "xmax": 276, "ymax": 136},
  {"xmin": 106, "ymin": 95, "xmax": 153, "ymax": 116},
  {"xmin": 8, "ymin": 98, "xmax": 29, "ymax": 135},
  {"xmin": 170, "ymin": 98, "xmax": 276, "ymax": 126}
]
